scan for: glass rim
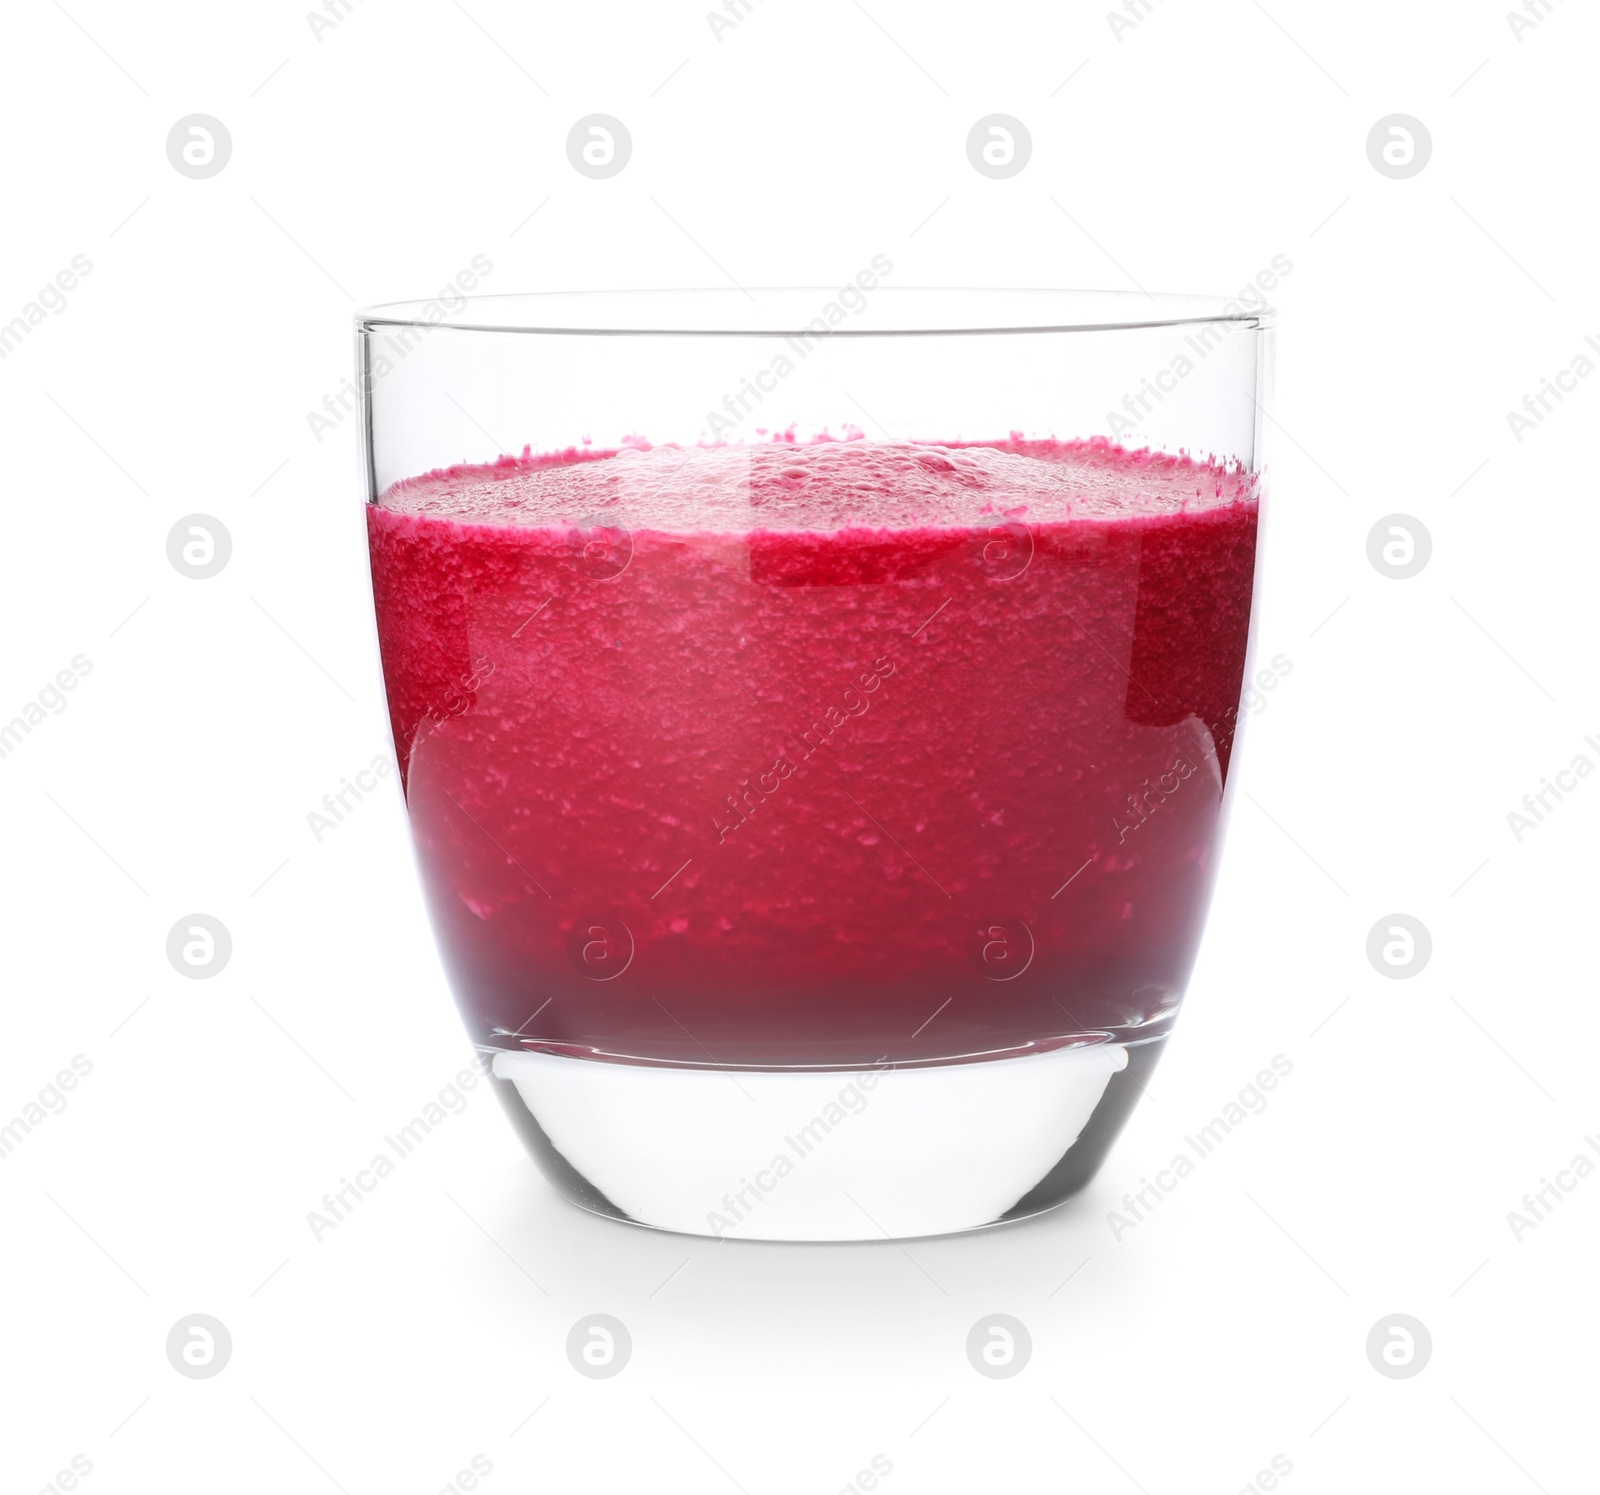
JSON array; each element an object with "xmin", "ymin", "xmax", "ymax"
[{"xmin": 356, "ymin": 286, "xmax": 1276, "ymax": 339}]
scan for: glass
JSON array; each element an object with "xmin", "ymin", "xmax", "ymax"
[{"xmin": 358, "ymin": 288, "xmax": 1273, "ymax": 1240}]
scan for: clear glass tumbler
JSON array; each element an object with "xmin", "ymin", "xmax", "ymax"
[{"xmin": 358, "ymin": 288, "xmax": 1272, "ymax": 1241}]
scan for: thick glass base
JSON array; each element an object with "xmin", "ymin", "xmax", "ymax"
[{"xmin": 487, "ymin": 1037, "xmax": 1164, "ymax": 1241}]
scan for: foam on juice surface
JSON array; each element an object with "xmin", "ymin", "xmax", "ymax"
[{"xmin": 379, "ymin": 437, "xmax": 1255, "ymax": 530}]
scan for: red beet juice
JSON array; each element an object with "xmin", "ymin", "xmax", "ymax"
[{"xmin": 367, "ymin": 437, "xmax": 1259, "ymax": 1071}]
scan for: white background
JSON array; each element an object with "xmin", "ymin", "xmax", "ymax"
[{"xmin": 2, "ymin": 1, "xmax": 1597, "ymax": 1491}]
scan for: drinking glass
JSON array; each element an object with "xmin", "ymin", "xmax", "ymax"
[{"xmin": 359, "ymin": 288, "xmax": 1272, "ymax": 1240}]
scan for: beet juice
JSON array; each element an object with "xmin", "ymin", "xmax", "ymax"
[
  {"xmin": 370, "ymin": 437, "xmax": 1255, "ymax": 1061},
  {"xmin": 359, "ymin": 289, "xmax": 1271, "ymax": 1239}
]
